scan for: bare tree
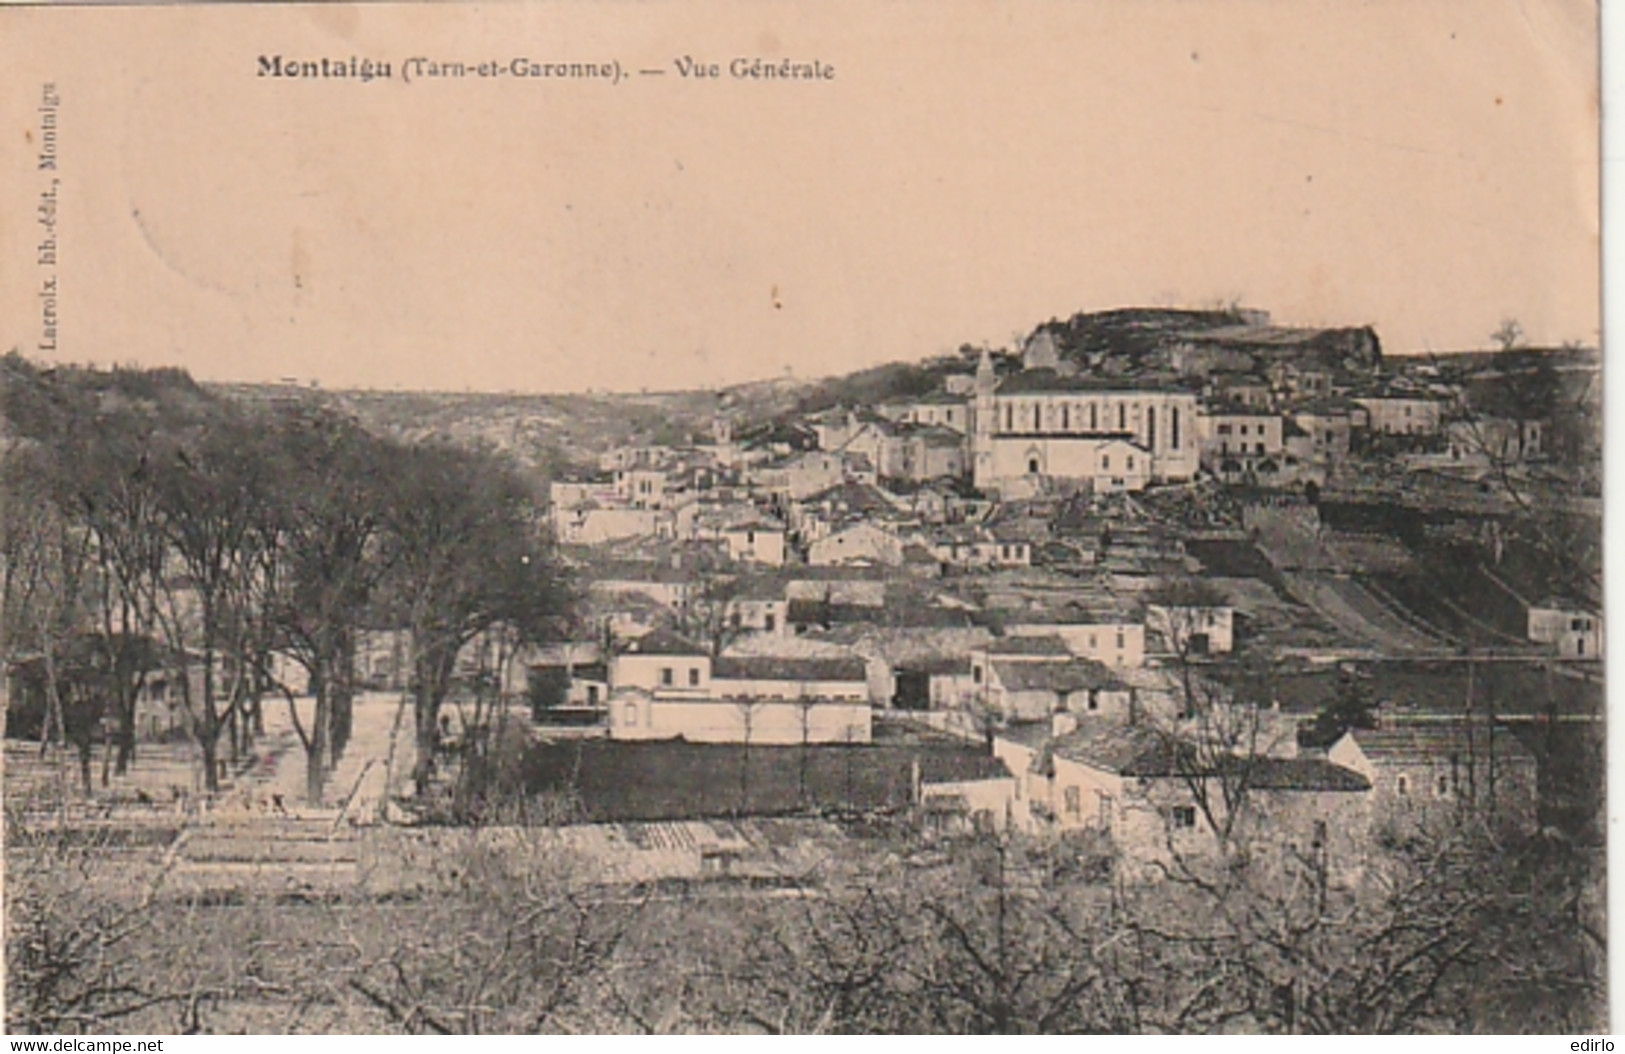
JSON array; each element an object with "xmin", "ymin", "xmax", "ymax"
[
  {"xmin": 142, "ymin": 416, "xmax": 279, "ymax": 794},
  {"xmin": 380, "ymin": 442, "xmax": 573, "ymax": 799},
  {"xmin": 340, "ymin": 831, "xmax": 646, "ymax": 1033},
  {"xmin": 262, "ymin": 407, "xmax": 397, "ymax": 804}
]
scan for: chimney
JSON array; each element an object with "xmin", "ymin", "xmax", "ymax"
[{"xmin": 1052, "ymin": 711, "xmax": 1078, "ymax": 737}]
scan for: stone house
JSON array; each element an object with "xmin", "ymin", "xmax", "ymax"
[
  {"xmin": 1004, "ymin": 610, "xmax": 1146, "ymax": 668},
  {"xmin": 982, "ymin": 659, "xmax": 1132, "ymax": 722},
  {"xmin": 1326, "ymin": 722, "xmax": 1538, "ymax": 835},
  {"xmin": 996, "ymin": 717, "xmax": 1372, "ymax": 883}
]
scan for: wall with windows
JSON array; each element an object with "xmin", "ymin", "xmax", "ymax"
[
  {"xmin": 606, "ymin": 688, "xmax": 871, "ymax": 744},
  {"xmin": 1005, "ymin": 621, "xmax": 1146, "ymax": 668},
  {"xmin": 982, "ymin": 436, "xmax": 1151, "ymax": 492},
  {"xmin": 1528, "ymin": 606, "xmax": 1602, "ymax": 659},
  {"xmin": 609, "ymin": 652, "xmax": 712, "ymax": 695}
]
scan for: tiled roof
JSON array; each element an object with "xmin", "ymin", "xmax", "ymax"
[
  {"xmin": 1344, "ymin": 725, "xmax": 1535, "ymax": 766},
  {"xmin": 1290, "ymin": 397, "xmax": 1364, "ymax": 417},
  {"xmin": 1048, "ymin": 721, "xmax": 1168, "ymax": 774},
  {"xmin": 788, "ymin": 598, "xmax": 977, "ymax": 630},
  {"xmin": 904, "ymin": 655, "xmax": 972, "ymax": 676},
  {"xmin": 621, "ymin": 627, "xmax": 706, "ymax": 656},
  {"xmin": 995, "ymin": 721, "xmax": 1057, "ymax": 750},
  {"xmin": 799, "ymin": 480, "xmax": 897, "ymax": 515},
  {"xmin": 895, "ymin": 423, "xmax": 965, "ymax": 443},
  {"xmin": 1041, "ymin": 722, "xmax": 1368, "ymax": 791},
  {"xmin": 731, "ymin": 575, "xmax": 788, "ymax": 602},
  {"xmin": 1201, "ymin": 401, "xmax": 1279, "ymax": 418},
  {"xmin": 984, "ymin": 635, "xmax": 1071, "ymax": 657},
  {"xmin": 991, "ymin": 659, "xmax": 1125, "ymax": 694},
  {"xmin": 1232, "ymin": 757, "xmax": 1371, "ymax": 791},
  {"xmin": 591, "ymin": 561, "xmax": 699, "ymax": 585},
  {"xmin": 713, "ymin": 655, "xmax": 868, "ymax": 682},
  {"xmin": 1006, "ymin": 605, "xmax": 1134, "ymax": 627},
  {"xmin": 721, "ymin": 516, "xmax": 785, "ymax": 533},
  {"xmin": 996, "ymin": 369, "xmax": 1192, "ymax": 395},
  {"xmin": 1119, "ymin": 745, "xmax": 1371, "ymax": 791},
  {"xmin": 919, "ymin": 753, "xmax": 1012, "ymax": 783}
]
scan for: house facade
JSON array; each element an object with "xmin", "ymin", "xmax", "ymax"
[
  {"xmin": 1196, "ymin": 406, "xmax": 1285, "ymax": 473},
  {"xmin": 1326, "ymin": 722, "xmax": 1538, "ymax": 835},
  {"xmin": 995, "ymin": 719, "xmax": 1372, "ymax": 882},
  {"xmin": 1145, "ymin": 603, "xmax": 1235, "ymax": 655},
  {"xmin": 720, "ymin": 519, "xmax": 786, "ymax": 566},
  {"xmin": 1527, "ymin": 603, "xmax": 1602, "ymax": 659},
  {"xmin": 604, "ymin": 630, "xmax": 872, "ymax": 744},
  {"xmin": 807, "ymin": 522, "xmax": 906, "ymax": 567},
  {"xmin": 1355, "ymin": 394, "xmax": 1443, "ymax": 435},
  {"xmin": 1005, "ymin": 616, "xmax": 1146, "ymax": 668}
]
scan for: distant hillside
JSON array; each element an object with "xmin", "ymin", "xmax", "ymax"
[
  {"xmin": 13, "ymin": 304, "xmax": 1444, "ymax": 482},
  {"xmin": 1029, "ymin": 307, "xmax": 1381, "ymax": 377},
  {"xmin": 212, "ymin": 383, "xmax": 730, "ymax": 481},
  {"xmin": 1, "ymin": 353, "xmax": 221, "ymax": 442},
  {"xmin": 779, "ymin": 351, "xmax": 983, "ymax": 417}
]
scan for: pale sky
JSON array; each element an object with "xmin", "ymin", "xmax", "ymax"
[{"xmin": 0, "ymin": 0, "xmax": 1599, "ymax": 393}]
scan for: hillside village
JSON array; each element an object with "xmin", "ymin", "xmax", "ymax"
[
  {"xmin": 484, "ymin": 308, "xmax": 1598, "ymax": 864},
  {"xmin": 1, "ymin": 307, "xmax": 1605, "ymax": 1033}
]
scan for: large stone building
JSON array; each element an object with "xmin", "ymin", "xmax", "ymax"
[
  {"xmin": 604, "ymin": 629, "xmax": 871, "ymax": 744},
  {"xmin": 970, "ymin": 350, "xmax": 1199, "ymax": 493}
]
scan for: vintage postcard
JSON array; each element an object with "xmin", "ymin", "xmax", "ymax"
[{"xmin": 0, "ymin": 0, "xmax": 1604, "ymax": 1036}]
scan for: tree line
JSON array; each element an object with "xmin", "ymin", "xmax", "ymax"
[{"xmin": 0, "ymin": 355, "xmax": 573, "ymax": 804}]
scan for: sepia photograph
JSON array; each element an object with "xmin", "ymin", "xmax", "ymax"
[{"xmin": 0, "ymin": 0, "xmax": 1605, "ymax": 1036}]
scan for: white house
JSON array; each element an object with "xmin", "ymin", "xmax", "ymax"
[
  {"xmin": 721, "ymin": 518, "xmax": 786, "ymax": 566},
  {"xmin": 929, "ymin": 526, "xmax": 1032, "ymax": 570},
  {"xmin": 1527, "ymin": 602, "xmax": 1602, "ymax": 659},
  {"xmin": 1354, "ymin": 394, "xmax": 1443, "ymax": 435},
  {"xmin": 807, "ymin": 522, "xmax": 906, "ymax": 567},
  {"xmin": 606, "ymin": 687, "xmax": 872, "ymax": 744},
  {"xmin": 614, "ymin": 468, "xmax": 669, "ymax": 510},
  {"xmin": 997, "ymin": 719, "xmax": 1372, "ymax": 880},
  {"xmin": 916, "ymin": 753, "xmax": 1024, "ymax": 834},
  {"xmin": 1146, "ymin": 603, "xmax": 1235, "ymax": 655},
  {"xmin": 1004, "ymin": 613, "xmax": 1146, "ymax": 668}
]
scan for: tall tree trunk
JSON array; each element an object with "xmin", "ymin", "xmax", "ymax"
[
  {"xmin": 306, "ymin": 661, "xmax": 330, "ymax": 806},
  {"xmin": 200, "ymin": 646, "xmax": 221, "ymax": 794},
  {"xmin": 332, "ymin": 628, "xmax": 356, "ymax": 760},
  {"xmin": 76, "ymin": 735, "xmax": 93, "ymax": 798},
  {"xmin": 411, "ymin": 651, "xmax": 450, "ymax": 799},
  {"xmin": 115, "ymin": 701, "xmax": 136, "ymax": 776},
  {"xmin": 413, "ymin": 684, "xmax": 438, "ymax": 800}
]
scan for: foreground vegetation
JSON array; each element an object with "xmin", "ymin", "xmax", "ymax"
[{"xmin": 6, "ymin": 790, "xmax": 1603, "ymax": 1035}]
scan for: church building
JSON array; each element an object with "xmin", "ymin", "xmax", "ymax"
[{"xmin": 969, "ymin": 336, "xmax": 1199, "ymax": 494}]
